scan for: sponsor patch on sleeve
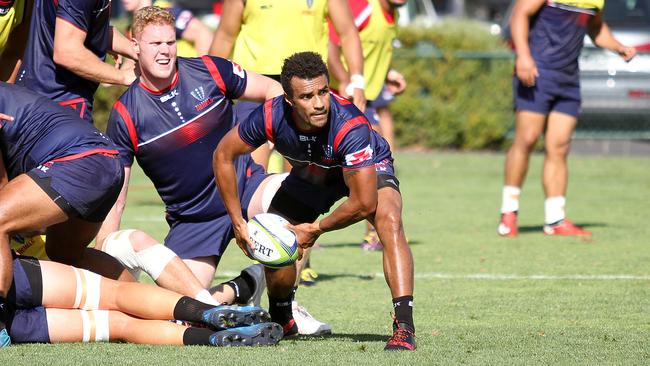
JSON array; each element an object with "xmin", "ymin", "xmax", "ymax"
[{"xmin": 345, "ymin": 145, "xmax": 373, "ymax": 166}]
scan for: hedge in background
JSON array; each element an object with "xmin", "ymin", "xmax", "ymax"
[{"xmin": 391, "ymin": 20, "xmax": 514, "ymax": 150}]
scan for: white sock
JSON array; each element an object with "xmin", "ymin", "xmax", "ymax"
[
  {"xmin": 501, "ymin": 186, "xmax": 521, "ymax": 213},
  {"xmin": 545, "ymin": 196, "xmax": 566, "ymax": 225},
  {"xmin": 195, "ymin": 289, "xmax": 219, "ymax": 306}
]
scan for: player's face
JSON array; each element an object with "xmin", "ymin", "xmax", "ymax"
[
  {"xmin": 286, "ymin": 75, "xmax": 330, "ymax": 130},
  {"xmin": 135, "ymin": 24, "xmax": 177, "ymax": 84}
]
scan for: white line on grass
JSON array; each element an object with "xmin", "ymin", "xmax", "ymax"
[{"xmin": 216, "ymin": 271, "xmax": 650, "ymax": 281}]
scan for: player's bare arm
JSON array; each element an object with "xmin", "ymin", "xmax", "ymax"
[
  {"xmin": 95, "ymin": 167, "xmax": 131, "ymax": 249},
  {"xmin": 208, "ymin": 0, "xmax": 244, "ymax": 57},
  {"xmin": 182, "ymin": 17, "xmax": 213, "ymax": 56},
  {"xmin": 511, "ymin": 0, "xmax": 545, "ymax": 87},
  {"xmin": 328, "ymin": 0, "xmax": 366, "ymax": 111},
  {"xmin": 588, "ymin": 13, "xmax": 637, "ymax": 62},
  {"xmin": 53, "ymin": 19, "xmax": 136, "ymax": 86},
  {"xmin": 240, "ymin": 71, "xmax": 284, "ymax": 102},
  {"xmin": 109, "ymin": 26, "xmax": 138, "ymax": 61},
  {"xmin": 289, "ymin": 166, "xmax": 378, "ymax": 249},
  {"xmin": 327, "ymin": 42, "xmax": 353, "ymax": 98},
  {"xmin": 213, "ymin": 128, "xmax": 256, "ymax": 257}
]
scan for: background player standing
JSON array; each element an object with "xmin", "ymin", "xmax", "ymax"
[{"xmin": 498, "ymin": 0, "xmax": 636, "ymax": 237}]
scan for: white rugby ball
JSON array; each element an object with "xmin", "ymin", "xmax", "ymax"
[{"xmin": 247, "ymin": 213, "xmax": 299, "ymax": 268}]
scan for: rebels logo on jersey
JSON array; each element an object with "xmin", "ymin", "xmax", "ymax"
[{"xmin": 345, "ymin": 145, "xmax": 373, "ymax": 166}]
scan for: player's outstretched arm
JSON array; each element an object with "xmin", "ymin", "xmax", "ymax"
[
  {"xmin": 511, "ymin": 0, "xmax": 545, "ymax": 87},
  {"xmin": 108, "ymin": 26, "xmax": 138, "ymax": 61},
  {"xmin": 96, "ymin": 167, "xmax": 131, "ymax": 249},
  {"xmin": 588, "ymin": 13, "xmax": 637, "ymax": 61},
  {"xmin": 53, "ymin": 19, "xmax": 136, "ymax": 86},
  {"xmin": 329, "ymin": 0, "xmax": 366, "ymax": 111},
  {"xmin": 240, "ymin": 71, "xmax": 284, "ymax": 102},
  {"xmin": 209, "ymin": 0, "xmax": 244, "ymax": 57},
  {"xmin": 213, "ymin": 128, "xmax": 257, "ymax": 257},
  {"xmin": 290, "ymin": 166, "xmax": 378, "ymax": 248}
]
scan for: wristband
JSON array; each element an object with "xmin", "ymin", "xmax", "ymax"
[{"xmin": 345, "ymin": 74, "xmax": 365, "ymax": 96}]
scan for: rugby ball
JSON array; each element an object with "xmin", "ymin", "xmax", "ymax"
[{"xmin": 247, "ymin": 213, "xmax": 299, "ymax": 268}]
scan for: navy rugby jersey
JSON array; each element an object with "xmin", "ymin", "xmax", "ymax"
[
  {"xmin": 107, "ymin": 56, "xmax": 254, "ymax": 220},
  {"xmin": 238, "ymin": 92, "xmax": 392, "ymax": 205},
  {"xmin": 0, "ymin": 83, "xmax": 117, "ymax": 179},
  {"xmin": 17, "ymin": 0, "xmax": 111, "ymax": 110},
  {"xmin": 528, "ymin": 1, "xmax": 602, "ymax": 73}
]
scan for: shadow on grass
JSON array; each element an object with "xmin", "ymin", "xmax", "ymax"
[
  {"xmin": 320, "ymin": 239, "xmax": 422, "ymax": 249},
  {"xmin": 305, "ymin": 273, "xmax": 378, "ymax": 284},
  {"xmin": 290, "ymin": 333, "xmax": 387, "ymax": 342},
  {"xmin": 518, "ymin": 222, "xmax": 607, "ymax": 234}
]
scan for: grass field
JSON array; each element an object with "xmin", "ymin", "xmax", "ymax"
[{"xmin": 2, "ymin": 151, "xmax": 649, "ymax": 365}]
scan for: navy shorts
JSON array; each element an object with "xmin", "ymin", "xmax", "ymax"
[
  {"xmin": 164, "ymin": 166, "xmax": 268, "ymax": 260},
  {"xmin": 364, "ymin": 85, "xmax": 396, "ymax": 126},
  {"xmin": 4, "ymin": 254, "xmax": 50, "ymax": 343},
  {"xmin": 512, "ymin": 69, "xmax": 581, "ymax": 118},
  {"xmin": 270, "ymin": 158, "xmax": 400, "ymax": 224},
  {"xmin": 27, "ymin": 153, "xmax": 124, "ymax": 222}
]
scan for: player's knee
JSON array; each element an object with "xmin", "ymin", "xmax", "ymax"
[
  {"xmin": 78, "ymin": 310, "xmax": 112, "ymax": 342},
  {"xmin": 72, "ymin": 268, "xmax": 103, "ymax": 310},
  {"xmin": 103, "ymin": 229, "xmax": 176, "ymax": 281}
]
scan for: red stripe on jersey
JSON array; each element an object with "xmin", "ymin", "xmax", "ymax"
[
  {"xmin": 263, "ymin": 99, "xmax": 275, "ymax": 143},
  {"xmin": 59, "ymin": 98, "xmax": 87, "ymax": 119},
  {"xmin": 333, "ymin": 115, "xmax": 370, "ymax": 152},
  {"xmin": 201, "ymin": 56, "xmax": 227, "ymax": 95},
  {"xmin": 138, "ymin": 72, "xmax": 179, "ymax": 95},
  {"xmin": 50, "ymin": 148, "xmax": 119, "ymax": 162},
  {"xmin": 114, "ymin": 100, "xmax": 139, "ymax": 153},
  {"xmin": 382, "ymin": 6, "xmax": 395, "ymax": 24}
]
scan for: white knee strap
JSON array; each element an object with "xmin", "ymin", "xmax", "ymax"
[
  {"xmin": 80, "ymin": 310, "xmax": 110, "ymax": 342},
  {"xmin": 136, "ymin": 244, "xmax": 176, "ymax": 280},
  {"xmin": 103, "ymin": 230, "xmax": 142, "ymax": 279},
  {"xmin": 262, "ymin": 173, "xmax": 289, "ymax": 213},
  {"xmin": 73, "ymin": 268, "xmax": 102, "ymax": 310},
  {"xmin": 103, "ymin": 230, "xmax": 176, "ymax": 280}
]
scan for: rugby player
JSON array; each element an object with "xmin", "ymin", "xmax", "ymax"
[
  {"xmin": 98, "ymin": 7, "xmax": 283, "ymax": 306},
  {"xmin": 16, "ymin": 0, "xmax": 137, "ymax": 122},
  {"xmin": 2, "ymin": 252, "xmax": 281, "ymax": 346},
  {"xmin": 214, "ymin": 52, "xmax": 416, "ymax": 351},
  {"xmin": 498, "ymin": 0, "xmax": 636, "ymax": 237},
  {"xmin": 0, "ymin": 82, "xmax": 135, "ymax": 346}
]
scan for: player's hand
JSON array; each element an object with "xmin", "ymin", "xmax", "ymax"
[
  {"xmin": 232, "ymin": 218, "xmax": 255, "ymax": 259},
  {"xmin": 120, "ymin": 61, "xmax": 138, "ymax": 86},
  {"xmin": 386, "ymin": 69, "xmax": 407, "ymax": 95},
  {"xmin": 618, "ymin": 46, "xmax": 637, "ymax": 62},
  {"xmin": 286, "ymin": 222, "xmax": 322, "ymax": 250},
  {"xmin": 515, "ymin": 53, "xmax": 538, "ymax": 87},
  {"xmin": 0, "ymin": 113, "xmax": 14, "ymax": 123}
]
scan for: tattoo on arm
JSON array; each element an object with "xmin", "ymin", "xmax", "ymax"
[{"xmin": 343, "ymin": 169, "xmax": 359, "ymax": 183}]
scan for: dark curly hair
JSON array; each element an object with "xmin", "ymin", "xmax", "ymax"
[{"xmin": 280, "ymin": 52, "xmax": 329, "ymax": 97}]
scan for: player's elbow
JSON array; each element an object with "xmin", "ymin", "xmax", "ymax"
[{"xmin": 52, "ymin": 45, "xmax": 75, "ymax": 69}]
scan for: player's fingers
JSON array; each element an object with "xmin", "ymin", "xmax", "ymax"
[{"xmin": 0, "ymin": 113, "xmax": 14, "ymax": 122}]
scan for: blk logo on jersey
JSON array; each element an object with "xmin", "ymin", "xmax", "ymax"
[
  {"xmin": 160, "ymin": 89, "xmax": 178, "ymax": 103},
  {"xmin": 345, "ymin": 145, "xmax": 373, "ymax": 166}
]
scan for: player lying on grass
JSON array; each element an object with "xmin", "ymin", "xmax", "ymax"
[
  {"xmin": 0, "ymin": 251, "xmax": 282, "ymax": 347},
  {"xmin": 213, "ymin": 51, "xmax": 416, "ymax": 351},
  {"xmin": 11, "ymin": 231, "xmax": 265, "ymax": 307}
]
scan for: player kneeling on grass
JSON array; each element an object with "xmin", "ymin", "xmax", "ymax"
[
  {"xmin": 213, "ymin": 51, "xmax": 416, "ymax": 351},
  {"xmin": 0, "ymin": 251, "xmax": 282, "ymax": 347}
]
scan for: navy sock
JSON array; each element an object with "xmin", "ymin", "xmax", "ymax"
[
  {"xmin": 221, "ymin": 272, "xmax": 254, "ymax": 304},
  {"xmin": 268, "ymin": 293, "xmax": 294, "ymax": 325},
  {"xmin": 182, "ymin": 327, "xmax": 213, "ymax": 345},
  {"xmin": 173, "ymin": 296, "xmax": 214, "ymax": 323},
  {"xmin": 393, "ymin": 296, "xmax": 414, "ymax": 332}
]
